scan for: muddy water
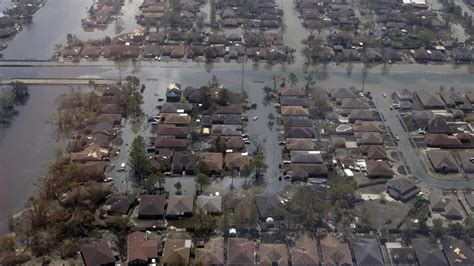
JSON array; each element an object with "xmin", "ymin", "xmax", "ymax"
[
  {"xmin": 0, "ymin": 85, "xmax": 67, "ymax": 233},
  {"xmin": 2, "ymin": 0, "xmax": 140, "ymax": 59}
]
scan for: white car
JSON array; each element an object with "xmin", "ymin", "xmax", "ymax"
[
  {"xmin": 283, "ymin": 160, "xmax": 291, "ymax": 164},
  {"xmin": 395, "ymin": 135, "xmax": 400, "ymax": 140},
  {"xmin": 104, "ymin": 177, "xmax": 114, "ymax": 182},
  {"xmin": 119, "ymin": 163, "xmax": 126, "ymax": 171},
  {"xmin": 252, "ymin": 116, "xmax": 258, "ymax": 121}
]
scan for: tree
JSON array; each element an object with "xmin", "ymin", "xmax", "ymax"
[
  {"xmin": 0, "ymin": 235, "xmax": 15, "ymax": 252},
  {"xmin": 448, "ymin": 222, "xmax": 465, "ymax": 239},
  {"xmin": 240, "ymin": 163, "xmax": 253, "ymax": 185},
  {"xmin": 417, "ymin": 29, "xmax": 437, "ymax": 46},
  {"xmin": 432, "ymin": 218, "xmax": 444, "ymax": 239},
  {"xmin": 129, "ymin": 135, "xmax": 151, "ymax": 184},
  {"xmin": 288, "ymin": 72, "xmax": 298, "ymax": 87},
  {"xmin": 125, "ymin": 76, "xmax": 140, "ymax": 89},
  {"xmin": 216, "ymin": 88, "xmax": 231, "ymax": 106},
  {"xmin": 10, "ymin": 81, "xmax": 29, "ymax": 105},
  {"xmin": 195, "ymin": 173, "xmax": 211, "ymax": 193},
  {"xmin": 126, "ymin": 90, "xmax": 143, "ymax": 119},
  {"xmin": 145, "ymin": 171, "xmax": 165, "ymax": 192},
  {"xmin": 252, "ymin": 154, "xmax": 266, "ymax": 178},
  {"xmin": 174, "ymin": 181, "xmax": 182, "ymax": 194},
  {"xmin": 193, "ymin": 210, "xmax": 218, "ymax": 239}
]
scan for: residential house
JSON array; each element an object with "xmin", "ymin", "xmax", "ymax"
[
  {"xmin": 365, "ymin": 160, "xmax": 393, "ymax": 178},
  {"xmin": 411, "ymin": 111, "xmax": 434, "ymax": 129},
  {"xmin": 80, "ymin": 240, "xmax": 116, "ymax": 266},
  {"xmin": 286, "ymin": 138, "xmax": 314, "ymax": 151},
  {"xmin": 166, "ymin": 83, "xmax": 182, "ymax": 102},
  {"xmin": 260, "ymin": 243, "xmax": 289, "ymax": 266},
  {"xmin": 285, "ymin": 127, "xmax": 316, "ymax": 139},
  {"xmin": 412, "ymin": 237, "xmax": 448, "ymax": 266},
  {"xmin": 427, "ymin": 150, "xmax": 459, "ymax": 174},
  {"xmin": 127, "ymin": 231, "xmax": 158, "ymax": 265},
  {"xmin": 137, "ymin": 194, "xmax": 167, "ymax": 219},
  {"xmin": 427, "ymin": 116, "xmax": 453, "ymax": 134},
  {"xmin": 329, "ymin": 88, "xmax": 357, "ymax": 100},
  {"xmin": 319, "ymin": 233, "xmax": 353, "ymax": 266},
  {"xmin": 225, "ymin": 152, "xmax": 250, "ymax": 171},
  {"xmin": 196, "ymin": 194, "xmax": 222, "ymax": 215},
  {"xmin": 282, "ymin": 117, "xmax": 313, "ymax": 128},
  {"xmin": 443, "ymin": 237, "xmax": 474, "ymax": 266},
  {"xmin": 397, "ymin": 89, "xmax": 414, "ymax": 102},
  {"xmin": 166, "ymin": 195, "xmax": 194, "ymax": 218},
  {"xmin": 385, "ymin": 243, "xmax": 417, "ymax": 266},
  {"xmin": 200, "ymin": 152, "xmax": 224, "ymax": 174},
  {"xmin": 280, "ymin": 86, "xmax": 306, "ymax": 97},
  {"xmin": 254, "ymin": 194, "xmax": 283, "ymax": 221},
  {"xmin": 357, "ymin": 132, "xmax": 384, "ymax": 145},
  {"xmin": 362, "ymin": 145, "xmax": 387, "ymax": 160},
  {"xmin": 281, "ymin": 106, "xmax": 310, "ymax": 117},
  {"xmin": 349, "ymin": 109, "xmax": 374, "ymax": 123},
  {"xmin": 425, "ymin": 134, "xmax": 461, "ymax": 148},
  {"xmin": 290, "ymin": 231, "xmax": 319, "ymax": 266},
  {"xmin": 416, "ymin": 92, "xmax": 446, "ymax": 110},
  {"xmin": 280, "ymin": 96, "xmax": 310, "ymax": 107},
  {"xmin": 161, "ymin": 103, "xmax": 193, "ymax": 114},
  {"xmin": 156, "ymin": 125, "xmax": 188, "ymax": 139},
  {"xmin": 155, "ymin": 136, "xmax": 188, "ymax": 150},
  {"xmin": 290, "ymin": 151, "xmax": 323, "ymax": 164},
  {"xmin": 172, "ymin": 152, "xmax": 197, "ymax": 174},
  {"xmin": 458, "ymin": 150, "xmax": 474, "ymax": 173},
  {"xmin": 217, "ymin": 136, "xmax": 245, "ymax": 150},
  {"xmin": 386, "ymin": 178, "xmax": 420, "ymax": 201},
  {"xmin": 289, "ymin": 164, "xmax": 328, "ymax": 181},
  {"xmin": 161, "ymin": 238, "xmax": 192, "ymax": 266},
  {"xmin": 195, "ymin": 237, "xmax": 224, "ymax": 266},
  {"xmin": 351, "ymin": 238, "xmax": 384, "ymax": 266},
  {"xmin": 352, "ymin": 121, "xmax": 382, "ymax": 133},
  {"xmin": 228, "ymin": 238, "xmax": 255, "ymax": 266},
  {"xmin": 103, "ymin": 194, "xmax": 136, "ymax": 216},
  {"xmin": 429, "ymin": 189, "xmax": 464, "ymax": 220},
  {"xmin": 212, "ymin": 125, "xmax": 242, "ymax": 136},
  {"xmin": 340, "ymin": 98, "xmax": 369, "ymax": 110}
]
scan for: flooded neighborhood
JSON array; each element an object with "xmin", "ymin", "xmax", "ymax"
[{"xmin": 0, "ymin": 0, "xmax": 473, "ymax": 265}]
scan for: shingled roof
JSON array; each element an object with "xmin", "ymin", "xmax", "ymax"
[
  {"xmin": 196, "ymin": 237, "xmax": 224, "ymax": 266},
  {"xmin": 260, "ymin": 243, "xmax": 289, "ymax": 265},
  {"xmin": 138, "ymin": 194, "xmax": 167, "ymax": 218},
  {"xmin": 320, "ymin": 233, "xmax": 352, "ymax": 266},
  {"xmin": 80, "ymin": 240, "xmax": 116, "ymax": 266},
  {"xmin": 228, "ymin": 238, "xmax": 255, "ymax": 266}
]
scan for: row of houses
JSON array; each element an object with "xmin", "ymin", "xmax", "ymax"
[
  {"xmin": 296, "ymin": 1, "xmax": 359, "ymax": 29},
  {"xmin": 217, "ymin": 0, "xmax": 283, "ymax": 29},
  {"xmin": 65, "ymin": 85, "xmax": 129, "ymax": 180},
  {"xmin": 150, "ymin": 83, "xmax": 251, "ymax": 177},
  {"xmin": 81, "ymin": 0, "xmax": 123, "ymax": 28},
  {"xmin": 396, "ymin": 89, "xmax": 474, "ymax": 175},
  {"xmin": 327, "ymin": 88, "xmax": 395, "ymax": 179},
  {"xmin": 80, "ymin": 229, "xmax": 474, "ymax": 265},
  {"xmin": 277, "ymin": 86, "xmax": 329, "ymax": 182}
]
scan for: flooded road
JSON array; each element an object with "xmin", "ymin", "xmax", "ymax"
[{"xmin": 0, "ymin": 85, "xmax": 66, "ymax": 234}]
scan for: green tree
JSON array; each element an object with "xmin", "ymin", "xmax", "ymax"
[
  {"xmin": 252, "ymin": 154, "xmax": 267, "ymax": 178},
  {"xmin": 216, "ymin": 88, "xmax": 231, "ymax": 106},
  {"xmin": 129, "ymin": 135, "xmax": 151, "ymax": 184},
  {"xmin": 288, "ymin": 72, "xmax": 298, "ymax": 87},
  {"xmin": 10, "ymin": 81, "xmax": 29, "ymax": 105},
  {"xmin": 174, "ymin": 181, "xmax": 182, "ymax": 194},
  {"xmin": 0, "ymin": 235, "xmax": 15, "ymax": 252},
  {"xmin": 432, "ymin": 218, "xmax": 444, "ymax": 239},
  {"xmin": 417, "ymin": 29, "xmax": 437, "ymax": 46},
  {"xmin": 448, "ymin": 222, "xmax": 465, "ymax": 239},
  {"xmin": 126, "ymin": 90, "xmax": 143, "ymax": 119},
  {"xmin": 241, "ymin": 163, "xmax": 253, "ymax": 185},
  {"xmin": 125, "ymin": 76, "xmax": 140, "ymax": 89},
  {"xmin": 196, "ymin": 173, "xmax": 211, "ymax": 193}
]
